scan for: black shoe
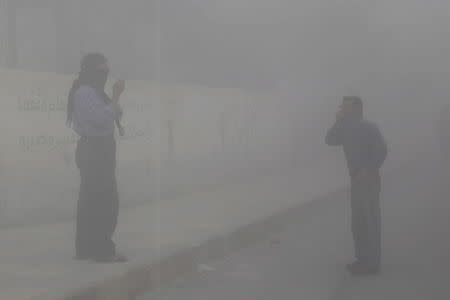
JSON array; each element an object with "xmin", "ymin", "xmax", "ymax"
[
  {"xmin": 74, "ymin": 254, "xmax": 91, "ymax": 260},
  {"xmin": 92, "ymin": 253, "xmax": 128, "ymax": 264},
  {"xmin": 346, "ymin": 261, "xmax": 380, "ymax": 276},
  {"xmin": 346, "ymin": 260, "xmax": 361, "ymax": 271}
]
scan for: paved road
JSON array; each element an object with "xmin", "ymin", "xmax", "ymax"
[{"xmin": 139, "ymin": 159, "xmax": 450, "ymax": 300}]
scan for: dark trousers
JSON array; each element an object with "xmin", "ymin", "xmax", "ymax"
[
  {"xmin": 75, "ymin": 135, "xmax": 119, "ymax": 259},
  {"xmin": 350, "ymin": 173, "xmax": 381, "ymax": 267}
]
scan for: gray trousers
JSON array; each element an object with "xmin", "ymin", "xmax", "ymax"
[
  {"xmin": 75, "ymin": 135, "xmax": 119, "ymax": 259},
  {"xmin": 350, "ymin": 173, "xmax": 381, "ymax": 267}
]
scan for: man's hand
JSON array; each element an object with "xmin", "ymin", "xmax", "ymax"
[
  {"xmin": 112, "ymin": 79, "xmax": 125, "ymax": 99},
  {"xmin": 336, "ymin": 107, "xmax": 344, "ymax": 122}
]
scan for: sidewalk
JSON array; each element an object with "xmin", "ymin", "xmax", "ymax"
[{"xmin": 0, "ymin": 161, "xmax": 346, "ymax": 300}]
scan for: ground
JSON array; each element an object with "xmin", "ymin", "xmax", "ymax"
[{"xmin": 140, "ymin": 159, "xmax": 450, "ymax": 300}]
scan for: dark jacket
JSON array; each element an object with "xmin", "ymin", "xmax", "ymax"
[{"xmin": 326, "ymin": 117, "xmax": 387, "ymax": 178}]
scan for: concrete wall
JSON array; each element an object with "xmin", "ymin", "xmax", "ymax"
[
  {"xmin": 0, "ymin": 69, "xmax": 321, "ymax": 227},
  {"xmin": 0, "ymin": 68, "xmax": 441, "ymax": 227}
]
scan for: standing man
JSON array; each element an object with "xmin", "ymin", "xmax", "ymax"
[
  {"xmin": 67, "ymin": 53, "xmax": 127, "ymax": 263},
  {"xmin": 326, "ymin": 96, "xmax": 387, "ymax": 275}
]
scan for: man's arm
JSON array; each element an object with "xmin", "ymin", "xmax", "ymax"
[
  {"xmin": 367, "ymin": 124, "xmax": 387, "ymax": 171},
  {"xmin": 325, "ymin": 120, "xmax": 344, "ymax": 146}
]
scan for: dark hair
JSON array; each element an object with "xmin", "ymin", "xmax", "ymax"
[
  {"xmin": 66, "ymin": 53, "xmax": 108, "ymax": 126},
  {"xmin": 343, "ymin": 96, "xmax": 363, "ymax": 117}
]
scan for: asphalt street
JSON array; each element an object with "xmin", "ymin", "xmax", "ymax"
[{"xmin": 139, "ymin": 158, "xmax": 450, "ymax": 300}]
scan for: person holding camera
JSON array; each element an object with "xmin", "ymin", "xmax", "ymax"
[{"xmin": 326, "ymin": 96, "xmax": 387, "ymax": 275}]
